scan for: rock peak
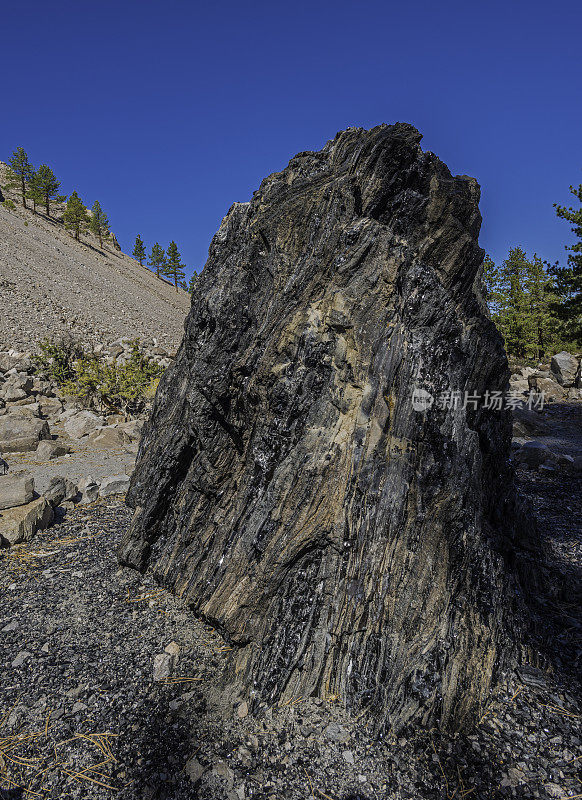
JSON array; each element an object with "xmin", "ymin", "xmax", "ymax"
[{"xmin": 119, "ymin": 125, "xmax": 532, "ymax": 733}]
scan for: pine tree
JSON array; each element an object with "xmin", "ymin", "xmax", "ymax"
[
  {"xmin": 165, "ymin": 241, "xmax": 186, "ymax": 292},
  {"xmin": 88, "ymin": 200, "xmax": 110, "ymax": 248},
  {"xmin": 63, "ymin": 191, "xmax": 89, "ymax": 241},
  {"xmin": 550, "ymin": 178, "xmax": 582, "ymax": 345},
  {"xmin": 34, "ymin": 164, "xmax": 61, "ymax": 217},
  {"xmin": 27, "ymin": 169, "xmax": 44, "ymax": 214},
  {"xmin": 188, "ymin": 273, "xmax": 197, "ymax": 294},
  {"xmin": 483, "ymin": 249, "xmax": 561, "ymax": 361},
  {"xmin": 148, "ymin": 242, "xmax": 166, "ymax": 278},
  {"xmin": 496, "ymin": 248, "xmax": 531, "ymax": 358},
  {"xmin": 525, "ymin": 254, "xmax": 559, "ymax": 360},
  {"xmin": 133, "ymin": 235, "xmax": 146, "ymax": 266},
  {"xmin": 6, "ymin": 147, "xmax": 34, "ymax": 208}
]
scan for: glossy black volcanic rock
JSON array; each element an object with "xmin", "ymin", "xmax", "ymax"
[{"xmin": 119, "ymin": 123, "xmax": 530, "ymax": 733}]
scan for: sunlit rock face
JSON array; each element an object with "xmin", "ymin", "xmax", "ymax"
[{"xmin": 119, "ymin": 123, "xmax": 530, "ymax": 733}]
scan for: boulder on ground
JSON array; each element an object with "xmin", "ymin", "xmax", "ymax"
[
  {"xmin": 118, "ymin": 420, "xmax": 143, "ymax": 441},
  {"xmin": 37, "ymin": 397, "xmax": 63, "ymax": 418},
  {"xmin": 0, "ymin": 475, "xmax": 34, "ymax": 510},
  {"xmin": 35, "ymin": 440, "xmax": 71, "ymax": 462},
  {"xmin": 0, "ymin": 353, "xmax": 32, "ymax": 373},
  {"xmin": 0, "ymin": 496, "xmax": 54, "ymax": 546},
  {"xmin": 43, "ymin": 476, "xmax": 79, "ymax": 507},
  {"xmin": 1, "ymin": 373, "xmax": 34, "ymax": 396},
  {"xmin": 31, "ymin": 378, "xmax": 55, "ymax": 396},
  {"xmin": 118, "ymin": 123, "xmax": 537, "ymax": 734},
  {"xmin": 527, "ymin": 375, "xmax": 566, "ymax": 402},
  {"xmin": 88, "ymin": 425, "xmax": 128, "ymax": 448},
  {"xmin": 512, "ymin": 406, "xmax": 550, "ymax": 439},
  {"xmin": 2, "ymin": 385, "xmax": 27, "ymax": 402},
  {"xmin": 513, "ymin": 440, "xmax": 552, "ymax": 468},
  {"xmin": 99, "ymin": 474, "xmax": 131, "ymax": 497},
  {"xmin": 550, "ymin": 351, "xmax": 579, "ymax": 387},
  {"xmin": 64, "ymin": 410, "xmax": 105, "ymax": 439},
  {"xmin": 0, "ymin": 416, "xmax": 51, "ymax": 453},
  {"xmin": 509, "ymin": 375, "xmax": 529, "ymax": 394},
  {"xmin": 8, "ymin": 404, "xmax": 41, "ymax": 418}
]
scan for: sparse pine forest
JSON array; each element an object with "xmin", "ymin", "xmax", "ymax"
[
  {"xmin": 5, "ymin": 143, "xmax": 578, "ymax": 318},
  {"xmin": 136, "ymin": 236, "xmax": 191, "ymax": 292},
  {"xmin": 1, "ymin": 146, "xmax": 195, "ymax": 291},
  {"xmin": 474, "ymin": 174, "xmax": 582, "ymax": 361}
]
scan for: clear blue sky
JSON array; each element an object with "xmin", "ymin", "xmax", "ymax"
[{"xmin": 2, "ymin": 0, "xmax": 580, "ymax": 279}]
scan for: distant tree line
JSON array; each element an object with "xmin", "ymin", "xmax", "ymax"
[
  {"xmin": 484, "ymin": 175, "xmax": 581, "ymax": 360},
  {"xmin": 2, "ymin": 146, "xmax": 112, "ymax": 249},
  {"xmin": 133, "ymin": 235, "xmax": 196, "ymax": 294}
]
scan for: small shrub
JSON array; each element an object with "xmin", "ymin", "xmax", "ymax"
[
  {"xmin": 2, "ymin": 199, "xmax": 16, "ymax": 210},
  {"xmin": 34, "ymin": 336, "xmax": 164, "ymax": 416},
  {"xmin": 35, "ymin": 334, "xmax": 86, "ymax": 384}
]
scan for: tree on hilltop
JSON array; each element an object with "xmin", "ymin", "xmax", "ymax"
[
  {"xmin": 148, "ymin": 242, "xmax": 166, "ymax": 278},
  {"xmin": 64, "ymin": 191, "xmax": 89, "ymax": 241},
  {"xmin": 6, "ymin": 147, "xmax": 34, "ymax": 208},
  {"xmin": 165, "ymin": 241, "xmax": 186, "ymax": 292},
  {"xmin": 133, "ymin": 235, "xmax": 146, "ymax": 266},
  {"xmin": 89, "ymin": 200, "xmax": 110, "ymax": 248},
  {"xmin": 34, "ymin": 165, "xmax": 61, "ymax": 217},
  {"xmin": 550, "ymin": 177, "xmax": 582, "ymax": 345}
]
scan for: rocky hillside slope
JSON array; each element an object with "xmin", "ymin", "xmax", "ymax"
[{"xmin": 0, "ymin": 162, "xmax": 190, "ymax": 351}]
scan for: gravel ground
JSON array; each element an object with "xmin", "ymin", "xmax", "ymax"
[{"xmin": 0, "ymin": 408, "xmax": 581, "ymax": 800}]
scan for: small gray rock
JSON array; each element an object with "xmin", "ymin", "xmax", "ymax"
[
  {"xmin": 324, "ymin": 722, "xmax": 350, "ymax": 743},
  {"xmin": 43, "ymin": 476, "xmax": 79, "ymax": 507},
  {"xmin": 153, "ymin": 653, "xmax": 173, "ymax": 681},
  {"xmin": 78, "ymin": 475, "xmax": 100, "ymax": 503},
  {"xmin": 99, "ymin": 474, "xmax": 131, "ymax": 497},
  {"xmin": 64, "ymin": 410, "xmax": 105, "ymax": 439},
  {"xmin": 185, "ymin": 756, "xmax": 206, "ymax": 783},
  {"xmin": 12, "ymin": 650, "xmax": 32, "ymax": 668}
]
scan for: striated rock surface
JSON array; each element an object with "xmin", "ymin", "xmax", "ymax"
[{"xmin": 119, "ymin": 123, "xmax": 532, "ymax": 733}]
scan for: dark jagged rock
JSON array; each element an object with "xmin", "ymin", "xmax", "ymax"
[{"xmin": 119, "ymin": 123, "xmax": 532, "ymax": 733}]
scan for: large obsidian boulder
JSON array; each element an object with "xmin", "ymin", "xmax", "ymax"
[{"xmin": 119, "ymin": 123, "xmax": 529, "ymax": 732}]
